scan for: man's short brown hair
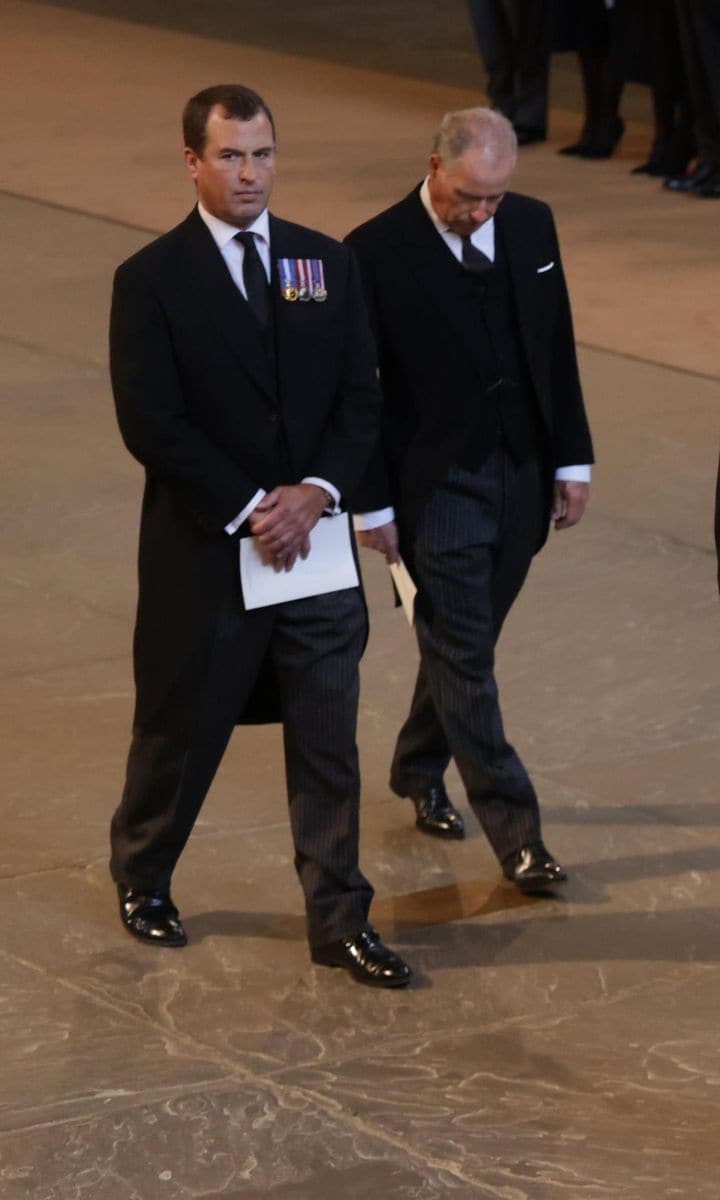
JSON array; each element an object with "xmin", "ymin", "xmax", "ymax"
[{"xmin": 182, "ymin": 84, "xmax": 275, "ymax": 156}]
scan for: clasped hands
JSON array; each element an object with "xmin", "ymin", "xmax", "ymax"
[{"xmin": 248, "ymin": 483, "xmax": 328, "ymax": 571}]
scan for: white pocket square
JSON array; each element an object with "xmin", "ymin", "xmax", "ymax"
[{"xmin": 537, "ymin": 261, "xmax": 555, "ymax": 273}]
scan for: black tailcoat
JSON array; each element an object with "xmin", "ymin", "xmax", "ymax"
[{"xmin": 111, "ymin": 208, "xmax": 380, "ymax": 736}]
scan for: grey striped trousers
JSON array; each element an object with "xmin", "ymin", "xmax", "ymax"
[{"xmin": 391, "ymin": 447, "xmax": 546, "ymax": 862}]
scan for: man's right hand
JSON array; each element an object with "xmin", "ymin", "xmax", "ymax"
[
  {"xmin": 356, "ymin": 521, "xmax": 400, "ymax": 564},
  {"xmin": 249, "ymin": 484, "xmax": 326, "ymax": 571}
]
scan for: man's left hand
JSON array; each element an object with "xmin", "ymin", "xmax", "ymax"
[
  {"xmin": 356, "ymin": 521, "xmax": 400, "ymax": 564},
  {"xmin": 552, "ymin": 481, "xmax": 590, "ymax": 531}
]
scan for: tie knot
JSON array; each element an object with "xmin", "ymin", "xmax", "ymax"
[{"xmin": 234, "ymin": 231, "xmax": 256, "ymax": 250}]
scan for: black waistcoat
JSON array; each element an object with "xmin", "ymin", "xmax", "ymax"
[
  {"xmin": 455, "ymin": 234, "xmax": 543, "ymax": 468},
  {"xmin": 258, "ymin": 295, "xmax": 293, "ymax": 485}
]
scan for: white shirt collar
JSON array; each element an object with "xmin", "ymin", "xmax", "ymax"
[
  {"xmin": 197, "ymin": 201, "xmax": 270, "ymax": 250},
  {"xmin": 419, "ymin": 176, "xmax": 495, "ymax": 261}
]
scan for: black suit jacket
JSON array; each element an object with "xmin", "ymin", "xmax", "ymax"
[
  {"xmin": 345, "ymin": 186, "xmax": 593, "ymax": 534},
  {"xmin": 110, "ymin": 208, "xmax": 380, "ymax": 733}
]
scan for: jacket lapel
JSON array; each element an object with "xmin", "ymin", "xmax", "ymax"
[
  {"xmin": 494, "ymin": 200, "xmax": 544, "ymax": 370},
  {"xmin": 390, "ymin": 190, "xmax": 494, "ymax": 382},
  {"xmin": 177, "ymin": 209, "xmax": 276, "ymax": 403}
]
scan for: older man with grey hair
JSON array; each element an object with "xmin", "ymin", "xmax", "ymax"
[{"xmin": 346, "ymin": 107, "xmax": 593, "ymax": 893}]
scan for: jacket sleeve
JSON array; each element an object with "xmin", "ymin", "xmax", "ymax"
[
  {"xmin": 340, "ymin": 236, "xmax": 394, "ymax": 513},
  {"xmin": 546, "ymin": 214, "xmax": 594, "ymax": 468},
  {"xmin": 110, "ymin": 259, "xmax": 261, "ymax": 535}
]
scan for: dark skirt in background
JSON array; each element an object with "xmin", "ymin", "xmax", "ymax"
[{"xmin": 553, "ymin": 0, "xmax": 651, "ymax": 84}]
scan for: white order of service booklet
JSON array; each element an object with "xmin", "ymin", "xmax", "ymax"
[
  {"xmin": 239, "ymin": 511, "xmax": 359, "ymax": 610},
  {"xmin": 388, "ymin": 559, "xmax": 417, "ymax": 625}
]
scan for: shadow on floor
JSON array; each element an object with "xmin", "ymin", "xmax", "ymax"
[
  {"xmin": 543, "ymin": 803, "xmax": 720, "ymax": 827},
  {"xmin": 27, "ymin": 0, "xmax": 488, "ymax": 85},
  {"xmin": 397, "ymin": 903, "xmax": 720, "ymax": 968},
  {"xmin": 181, "ymin": 838, "xmax": 720, "ymax": 965},
  {"xmin": 31, "ymin": 0, "xmax": 584, "ymax": 100}
]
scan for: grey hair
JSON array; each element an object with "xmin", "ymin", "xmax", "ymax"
[{"xmin": 432, "ymin": 107, "xmax": 517, "ymax": 165}]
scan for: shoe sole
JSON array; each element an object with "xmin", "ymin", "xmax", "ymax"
[
  {"xmin": 511, "ymin": 877, "xmax": 568, "ymax": 895},
  {"xmin": 415, "ymin": 822, "xmax": 465, "ymax": 840},
  {"xmin": 121, "ymin": 921, "xmax": 188, "ymax": 948},
  {"xmin": 354, "ymin": 974, "xmax": 411, "ymax": 988},
  {"xmin": 312, "ymin": 960, "xmax": 411, "ymax": 987}
]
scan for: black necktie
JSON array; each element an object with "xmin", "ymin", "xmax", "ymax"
[
  {"xmin": 461, "ymin": 235, "xmax": 493, "ymax": 274},
  {"xmin": 234, "ymin": 231, "xmax": 269, "ymax": 326}
]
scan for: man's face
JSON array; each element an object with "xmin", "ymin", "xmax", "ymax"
[
  {"xmin": 184, "ymin": 106, "xmax": 276, "ymax": 227},
  {"xmin": 428, "ymin": 148, "xmax": 515, "ymax": 236}
]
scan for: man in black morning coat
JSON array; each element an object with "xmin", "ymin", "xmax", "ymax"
[
  {"xmin": 347, "ymin": 107, "xmax": 593, "ymax": 893},
  {"xmin": 108, "ymin": 85, "xmax": 410, "ymax": 988}
]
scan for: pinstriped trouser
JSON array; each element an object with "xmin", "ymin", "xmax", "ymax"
[
  {"xmin": 111, "ymin": 587, "xmax": 373, "ymax": 947},
  {"xmin": 391, "ymin": 447, "xmax": 546, "ymax": 863}
]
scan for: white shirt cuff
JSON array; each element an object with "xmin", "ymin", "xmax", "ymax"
[
  {"xmin": 353, "ymin": 470, "xmax": 590, "ymax": 531},
  {"xmin": 224, "ymin": 488, "xmax": 266, "ymax": 535},
  {"xmin": 555, "ymin": 465, "xmax": 592, "ymax": 483},
  {"xmin": 353, "ymin": 507, "xmax": 396, "ymax": 531},
  {"xmin": 302, "ymin": 477, "xmax": 341, "ymax": 514}
]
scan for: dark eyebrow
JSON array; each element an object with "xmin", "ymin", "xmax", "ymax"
[{"xmin": 218, "ymin": 144, "xmax": 275, "ymax": 155}]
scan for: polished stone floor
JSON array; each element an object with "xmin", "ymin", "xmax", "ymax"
[{"xmin": 1, "ymin": 2, "xmax": 719, "ymax": 1197}]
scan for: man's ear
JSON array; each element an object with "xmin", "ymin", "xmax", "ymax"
[{"xmin": 183, "ymin": 147, "xmax": 199, "ymax": 180}]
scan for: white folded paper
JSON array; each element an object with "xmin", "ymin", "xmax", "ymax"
[
  {"xmin": 240, "ymin": 511, "xmax": 359, "ymax": 610},
  {"xmin": 389, "ymin": 558, "xmax": 417, "ymax": 625}
]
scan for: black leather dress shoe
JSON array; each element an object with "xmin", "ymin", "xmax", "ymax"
[
  {"xmin": 502, "ymin": 843, "xmax": 568, "ymax": 894},
  {"xmin": 117, "ymin": 885, "xmax": 188, "ymax": 947},
  {"xmin": 664, "ymin": 160, "xmax": 718, "ymax": 192},
  {"xmin": 312, "ymin": 927, "xmax": 411, "ymax": 987},
  {"xmin": 514, "ymin": 126, "xmax": 546, "ymax": 147},
  {"xmin": 406, "ymin": 784, "xmax": 465, "ymax": 839}
]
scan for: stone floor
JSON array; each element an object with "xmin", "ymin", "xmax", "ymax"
[{"xmin": 1, "ymin": 2, "xmax": 719, "ymax": 1197}]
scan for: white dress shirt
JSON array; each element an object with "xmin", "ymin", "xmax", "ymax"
[
  {"xmin": 196, "ymin": 203, "xmax": 341, "ymax": 533},
  {"xmin": 353, "ymin": 181, "xmax": 590, "ymax": 533}
]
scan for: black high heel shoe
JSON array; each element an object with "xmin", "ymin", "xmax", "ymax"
[
  {"xmin": 631, "ymin": 133, "xmax": 695, "ymax": 178},
  {"xmin": 578, "ymin": 116, "xmax": 625, "ymax": 160},
  {"xmin": 558, "ymin": 124, "xmax": 594, "ymax": 156}
]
